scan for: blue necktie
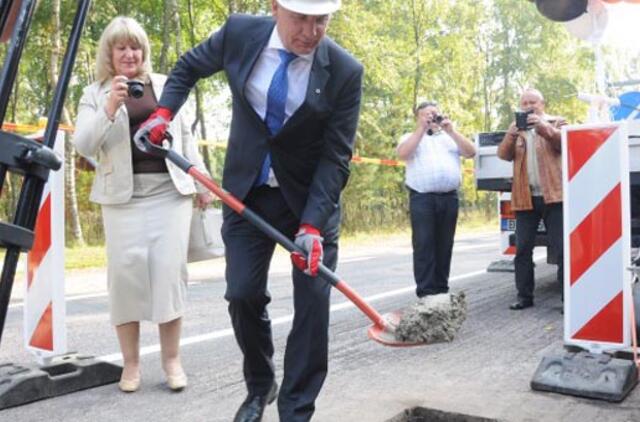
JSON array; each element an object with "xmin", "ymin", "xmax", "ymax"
[{"xmin": 255, "ymin": 49, "xmax": 298, "ymax": 186}]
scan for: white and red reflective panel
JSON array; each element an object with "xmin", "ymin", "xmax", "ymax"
[
  {"xmin": 563, "ymin": 122, "xmax": 631, "ymax": 352},
  {"xmin": 24, "ymin": 131, "xmax": 66, "ymax": 362}
]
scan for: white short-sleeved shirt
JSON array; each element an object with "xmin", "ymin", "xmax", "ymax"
[{"xmin": 399, "ymin": 131, "xmax": 462, "ymax": 193}]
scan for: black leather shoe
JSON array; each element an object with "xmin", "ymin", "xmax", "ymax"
[
  {"xmin": 509, "ymin": 300, "xmax": 534, "ymax": 310},
  {"xmin": 233, "ymin": 382, "xmax": 278, "ymax": 422}
]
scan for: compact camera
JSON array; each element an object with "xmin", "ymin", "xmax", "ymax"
[
  {"xmin": 429, "ymin": 114, "xmax": 444, "ymax": 125},
  {"xmin": 127, "ymin": 80, "xmax": 145, "ymax": 99},
  {"xmin": 426, "ymin": 114, "xmax": 445, "ymax": 136},
  {"xmin": 514, "ymin": 110, "xmax": 533, "ymax": 130}
]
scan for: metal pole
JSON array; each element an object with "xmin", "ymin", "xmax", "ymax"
[
  {"xmin": 0, "ymin": 0, "xmax": 33, "ymax": 197},
  {"xmin": 0, "ymin": 0, "xmax": 93, "ymax": 346},
  {"xmin": 608, "ymin": 79, "xmax": 640, "ymax": 89},
  {"xmin": 0, "ymin": 0, "xmax": 37, "ymax": 347},
  {"xmin": 0, "ymin": 0, "xmax": 35, "ymax": 123}
]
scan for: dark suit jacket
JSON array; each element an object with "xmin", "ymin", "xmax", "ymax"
[{"xmin": 159, "ymin": 14, "xmax": 363, "ymax": 231}]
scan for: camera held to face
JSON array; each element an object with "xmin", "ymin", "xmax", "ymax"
[
  {"xmin": 426, "ymin": 114, "xmax": 445, "ymax": 135},
  {"xmin": 514, "ymin": 110, "xmax": 533, "ymax": 131},
  {"xmin": 429, "ymin": 114, "xmax": 444, "ymax": 125},
  {"xmin": 126, "ymin": 80, "xmax": 145, "ymax": 99}
]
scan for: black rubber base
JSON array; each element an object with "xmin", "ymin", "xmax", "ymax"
[
  {"xmin": 0, "ymin": 353, "xmax": 122, "ymax": 409},
  {"xmin": 531, "ymin": 351, "xmax": 638, "ymax": 402}
]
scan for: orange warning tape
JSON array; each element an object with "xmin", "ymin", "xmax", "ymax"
[
  {"xmin": 351, "ymin": 155, "xmax": 405, "ymax": 167},
  {"xmin": 1, "ymin": 121, "xmax": 472, "ymax": 170},
  {"xmin": 197, "ymin": 140, "xmax": 408, "ymax": 168},
  {"xmin": 1, "ymin": 121, "xmax": 74, "ymax": 133}
]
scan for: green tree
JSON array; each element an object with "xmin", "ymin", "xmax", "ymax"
[{"xmin": 0, "ymin": 0, "xmax": 608, "ymax": 242}]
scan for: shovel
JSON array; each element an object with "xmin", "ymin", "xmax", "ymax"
[{"xmin": 133, "ymin": 130, "xmax": 423, "ymax": 347}]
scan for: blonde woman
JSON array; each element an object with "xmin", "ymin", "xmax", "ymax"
[{"xmin": 73, "ymin": 16, "xmax": 212, "ymax": 393}]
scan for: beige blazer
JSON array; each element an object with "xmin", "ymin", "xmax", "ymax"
[{"xmin": 73, "ymin": 73, "xmax": 208, "ymax": 205}]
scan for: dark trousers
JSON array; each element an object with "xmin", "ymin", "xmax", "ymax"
[
  {"xmin": 514, "ymin": 196, "xmax": 563, "ymax": 302},
  {"xmin": 409, "ymin": 189, "xmax": 459, "ymax": 297},
  {"xmin": 221, "ymin": 186, "xmax": 339, "ymax": 422}
]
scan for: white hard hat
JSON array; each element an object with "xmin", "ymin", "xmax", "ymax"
[{"xmin": 276, "ymin": 0, "xmax": 341, "ymax": 15}]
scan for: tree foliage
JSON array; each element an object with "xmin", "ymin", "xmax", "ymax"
[{"xmin": 0, "ymin": 0, "xmax": 603, "ymax": 243}]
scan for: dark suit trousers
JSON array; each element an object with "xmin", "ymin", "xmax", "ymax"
[
  {"xmin": 409, "ymin": 189, "xmax": 459, "ymax": 297},
  {"xmin": 514, "ymin": 196, "xmax": 563, "ymax": 302},
  {"xmin": 221, "ymin": 186, "xmax": 339, "ymax": 422}
]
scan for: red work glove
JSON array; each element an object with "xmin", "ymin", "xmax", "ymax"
[
  {"xmin": 138, "ymin": 107, "xmax": 173, "ymax": 145},
  {"xmin": 291, "ymin": 224, "xmax": 323, "ymax": 277}
]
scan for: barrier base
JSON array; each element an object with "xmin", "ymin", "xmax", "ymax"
[
  {"xmin": 530, "ymin": 351, "xmax": 638, "ymax": 402},
  {"xmin": 0, "ymin": 353, "xmax": 122, "ymax": 409},
  {"xmin": 486, "ymin": 259, "xmax": 515, "ymax": 273}
]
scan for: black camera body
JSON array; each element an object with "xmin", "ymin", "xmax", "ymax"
[
  {"xmin": 126, "ymin": 80, "xmax": 145, "ymax": 99},
  {"xmin": 515, "ymin": 110, "xmax": 533, "ymax": 130},
  {"xmin": 426, "ymin": 114, "xmax": 445, "ymax": 136},
  {"xmin": 431, "ymin": 114, "xmax": 444, "ymax": 124}
]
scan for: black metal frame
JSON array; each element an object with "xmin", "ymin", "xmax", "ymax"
[{"xmin": 0, "ymin": 0, "xmax": 92, "ymax": 347}]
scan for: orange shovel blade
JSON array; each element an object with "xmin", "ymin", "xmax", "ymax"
[{"xmin": 367, "ymin": 311, "xmax": 426, "ymax": 347}]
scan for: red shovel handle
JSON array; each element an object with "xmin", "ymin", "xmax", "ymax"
[
  {"xmin": 130, "ymin": 130, "xmax": 389, "ymax": 331},
  {"xmin": 187, "ymin": 166, "xmax": 387, "ymax": 329}
]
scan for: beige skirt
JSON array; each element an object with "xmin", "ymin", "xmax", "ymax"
[{"xmin": 101, "ymin": 173, "xmax": 192, "ymax": 326}]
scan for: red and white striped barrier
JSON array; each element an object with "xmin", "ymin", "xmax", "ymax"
[
  {"xmin": 563, "ymin": 122, "xmax": 632, "ymax": 352},
  {"xmin": 23, "ymin": 131, "xmax": 66, "ymax": 363}
]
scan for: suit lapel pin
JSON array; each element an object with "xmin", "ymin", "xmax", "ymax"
[{"xmin": 315, "ymin": 88, "xmax": 321, "ymax": 94}]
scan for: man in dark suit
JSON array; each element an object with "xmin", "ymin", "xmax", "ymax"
[{"xmin": 139, "ymin": 1, "xmax": 362, "ymax": 421}]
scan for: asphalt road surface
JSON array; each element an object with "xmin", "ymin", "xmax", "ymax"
[{"xmin": 1, "ymin": 232, "xmax": 638, "ymax": 421}]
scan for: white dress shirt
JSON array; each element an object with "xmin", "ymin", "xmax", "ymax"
[
  {"xmin": 245, "ymin": 27, "xmax": 314, "ymax": 186},
  {"xmin": 399, "ymin": 130, "xmax": 462, "ymax": 193}
]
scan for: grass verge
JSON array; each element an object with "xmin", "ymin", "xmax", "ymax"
[{"xmin": 64, "ymin": 245, "xmax": 107, "ymax": 270}]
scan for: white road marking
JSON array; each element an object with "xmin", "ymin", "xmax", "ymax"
[
  {"xmin": 8, "ymin": 292, "xmax": 108, "ymax": 310},
  {"xmin": 98, "ymin": 268, "xmax": 488, "ymax": 362},
  {"xmin": 7, "ymin": 241, "xmax": 500, "ymax": 310},
  {"xmin": 339, "ymin": 256, "xmax": 375, "ymax": 263},
  {"xmin": 454, "ymin": 242, "xmax": 498, "ymax": 251},
  {"xmin": 8, "ymin": 240, "xmax": 547, "ymax": 363}
]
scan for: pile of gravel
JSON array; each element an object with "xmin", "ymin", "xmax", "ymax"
[{"xmin": 394, "ymin": 292, "xmax": 467, "ymax": 343}]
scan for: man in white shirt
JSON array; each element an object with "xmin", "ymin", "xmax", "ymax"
[{"xmin": 397, "ymin": 101, "xmax": 476, "ymax": 298}]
